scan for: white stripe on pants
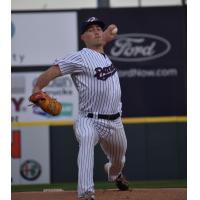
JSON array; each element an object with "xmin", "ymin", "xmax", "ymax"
[{"xmin": 74, "ymin": 114, "xmax": 127, "ymax": 197}]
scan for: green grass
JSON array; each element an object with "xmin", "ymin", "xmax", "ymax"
[{"xmin": 12, "ymin": 179, "xmax": 186, "ymax": 192}]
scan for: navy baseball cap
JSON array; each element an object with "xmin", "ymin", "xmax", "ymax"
[{"xmin": 81, "ymin": 17, "xmax": 105, "ymax": 34}]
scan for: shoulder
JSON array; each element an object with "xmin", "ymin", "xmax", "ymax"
[
  {"xmin": 55, "ymin": 51, "xmax": 82, "ymax": 63},
  {"xmin": 66, "ymin": 51, "xmax": 82, "ymax": 60}
]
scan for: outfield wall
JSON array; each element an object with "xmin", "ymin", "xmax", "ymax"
[
  {"xmin": 11, "ymin": 6, "xmax": 186, "ymax": 185},
  {"xmin": 49, "ymin": 122, "xmax": 186, "ymax": 183},
  {"xmin": 12, "ymin": 121, "xmax": 186, "ymax": 184}
]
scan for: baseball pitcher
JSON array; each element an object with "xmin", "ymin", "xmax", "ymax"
[{"xmin": 29, "ymin": 17, "xmax": 128, "ymax": 200}]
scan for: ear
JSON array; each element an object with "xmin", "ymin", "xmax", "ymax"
[{"xmin": 81, "ymin": 34, "xmax": 85, "ymax": 41}]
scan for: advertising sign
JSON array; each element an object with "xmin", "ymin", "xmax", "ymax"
[
  {"xmin": 11, "ymin": 72, "xmax": 79, "ymax": 123},
  {"xmin": 78, "ymin": 6, "xmax": 186, "ymax": 117},
  {"xmin": 11, "ymin": 12, "xmax": 78, "ymax": 66},
  {"xmin": 11, "ymin": 127, "xmax": 50, "ymax": 185}
]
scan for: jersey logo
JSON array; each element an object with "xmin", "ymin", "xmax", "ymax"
[{"xmin": 94, "ymin": 64, "xmax": 117, "ymax": 81}]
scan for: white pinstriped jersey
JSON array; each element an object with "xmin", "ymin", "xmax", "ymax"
[{"xmin": 54, "ymin": 48, "xmax": 122, "ymax": 114}]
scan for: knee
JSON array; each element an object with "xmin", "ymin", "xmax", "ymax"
[{"xmin": 112, "ymin": 156, "xmax": 125, "ymax": 166}]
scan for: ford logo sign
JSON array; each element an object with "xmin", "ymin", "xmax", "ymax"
[{"xmin": 108, "ymin": 33, "xmax": 171, "ymax": 62}]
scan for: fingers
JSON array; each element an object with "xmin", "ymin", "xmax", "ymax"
[
  {"xmin": 102, "ymin": 24, "xmax": 118, "ymax": 45},
  {"xmin": 29, "ymin": 91, "xmax": 45, "ymax": 103},
  {"xmin": 106, "ymin": 24, "xmax": 118, "ymax": 34}
]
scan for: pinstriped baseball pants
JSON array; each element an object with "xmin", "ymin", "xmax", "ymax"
[{"xmin": 74, "ymin": 114, "xmax": 127, "ymax": 197}]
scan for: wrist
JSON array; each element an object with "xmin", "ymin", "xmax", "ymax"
[{"xmin": 32, "ymin": 87, "xmax": 41, "ymax": 94}]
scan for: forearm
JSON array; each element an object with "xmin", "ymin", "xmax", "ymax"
[
  {"xmin": 33, "ymin": 74, "xmax": 51, "ymax": 93},
  {"xmin": 33, "ymin": 65, "xmax": 61, "ymax": 93}
]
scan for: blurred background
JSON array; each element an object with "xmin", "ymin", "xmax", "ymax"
[{"xmin": 11, "ymin": 0, "xmax": 187, "ymax": 185}]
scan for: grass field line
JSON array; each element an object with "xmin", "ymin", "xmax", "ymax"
[
  {"xmin": 12, "ymin": 180, "xmax": 187, "ymax": 192},
  {"xmin": 42, "ymin": 188, "xmax": 187, "ymax": 192}
]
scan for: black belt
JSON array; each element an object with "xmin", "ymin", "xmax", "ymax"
[{"xmin": 87, "ymin": 112, "xmax": 120, "ymax": 120}]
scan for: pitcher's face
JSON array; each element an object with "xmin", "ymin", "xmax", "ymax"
[{"xmin": 81, "ymin": 24, "xmax": 104, "ymax": 47}]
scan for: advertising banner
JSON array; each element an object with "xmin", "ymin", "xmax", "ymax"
[
  {"xmin": 11, "ymin": 12, "xmax": 78, "ymax": 66},
  {"xmin": 78, "ymin": 6, "xmax": 187, "ymax": 117},
  {"xmin": 11, "ymin": 72, "xmax": 79, "ymax": 123},
  {"xmin": 11, "ymin": 127, "xmax": 50, "ymax": 185}
]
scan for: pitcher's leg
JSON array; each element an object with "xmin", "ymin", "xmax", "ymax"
[
  {"xmin": 100, "ymin": 127, "xmax": 127, "ymax": 181},
  {"xmin": 74, "ymin": 117, "xmax": 99, "ymax": 198}
]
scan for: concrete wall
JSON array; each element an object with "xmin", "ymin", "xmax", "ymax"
[
  {"xmin": 11, "ymin": 0, "xmax": 97, "ymax": 10},
  {"xmin": 12, "ymin": 0, "xmax": 183, "ymax": 10}
]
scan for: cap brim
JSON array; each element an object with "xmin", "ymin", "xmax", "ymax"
[{"xmin": 81, "ymin": 21, "xmax": 105, "ymax": 34}]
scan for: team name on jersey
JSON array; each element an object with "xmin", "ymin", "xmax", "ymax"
[{"xmin": 94, "ymin": 64, "xmax": 117, "ymax": 81}]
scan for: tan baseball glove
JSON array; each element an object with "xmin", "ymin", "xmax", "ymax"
[{"xmin": 29, "ymin": 91, "xmax": 62, "ymax": 116}]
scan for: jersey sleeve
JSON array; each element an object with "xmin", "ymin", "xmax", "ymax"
[{"xmin": 53, "ymin": 52, "xmax": 84, "ymax": 75}]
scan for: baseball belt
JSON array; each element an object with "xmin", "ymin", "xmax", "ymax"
[{"xmin": 87, "ymin": 112, "xmax": 120, "ymax": 120}]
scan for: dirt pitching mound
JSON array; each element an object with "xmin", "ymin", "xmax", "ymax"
[{"xmin": 12, "ymin": 188, "xmax": 186, "ymax": 200}]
